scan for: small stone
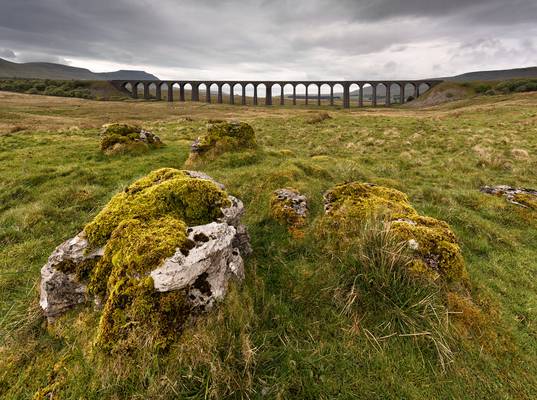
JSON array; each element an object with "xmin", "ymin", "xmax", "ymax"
[{"xmin": 270, "ymin": 188, "xmax": 308, "ymax": 229}]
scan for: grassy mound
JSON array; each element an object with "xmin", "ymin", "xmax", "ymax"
[
  {"xmin": 61, "ymin": 168, "xmax": 230, "ymax": 350},
  {"xmin": 100, "ymin": 123, "xmax": 164, "ymax": 155},
  {"xmin": 324, "ymin": 182, "xmax": 467, "ymax": 282}
]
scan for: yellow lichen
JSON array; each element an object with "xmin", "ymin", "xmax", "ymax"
[{"xmin": 324, "ymin": 182, "xmax": 467, "ymax": 282}]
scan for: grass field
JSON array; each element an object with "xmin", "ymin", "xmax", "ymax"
[{"xmin": 1, "ymin": 89, "xmax": 537, "ymax": 399}]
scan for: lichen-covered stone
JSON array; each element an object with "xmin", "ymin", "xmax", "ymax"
[
  {"xmin": 323, "ymin": 182, "xmax": 467, "ymax": 282},
  {"xmin": 100, "ymin": 123, "xmax": 163, "ymax": 155},
  {"xmin": 481, "ymin": 185, "xmax": 537, "ymax": 210},
  {"xmin": 186, "ymin": 121, "xmax": 256, "ymax": 165},
  {"xmin": 39, "ymin": 168, "xmax": 250, "ymax": 350},
  {"xmin": 270, "ymin": 188, "xmax": 308, "ymax": 234}
]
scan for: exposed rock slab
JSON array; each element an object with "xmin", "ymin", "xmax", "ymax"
[
  {"xmin": 481, "ymin": 185, "xmax": 537, "ymax": 208},
  {"xmin": 151, "ymin": 222, "xmax": 244, "ymax": 309}
]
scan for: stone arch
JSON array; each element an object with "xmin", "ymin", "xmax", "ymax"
[
  {"xmin": 319, "ymin": 83, "xmax": 331, "ymax": 106},
  {"xmin": 402, "ymin": 83, "xmax": 415, "ymax": 103},
  {"xmin": 271, "ymin": 83, "xmax": 282, "ymax": 106},
  {"xmin": 387, "ymin": 82, "xmax": 401, "ymax": 105},
  {"xmin": 231, "ymin": 83, "xmax": 242, "ymax": 105},
  {"xmin": 244, "ymin": 83, "xmax": 255, "ymax": 105},
  {"xmin": 122, "ymin": 82, "xmax": 133, "ymax": 96},
  {"xmin": 208, "ymin": 83, "xmax": 218, "ymax": 103},
  {"xmin": 349, "ymin": 83, "xmax": 360, "ymax": 107},
  {"xmin": 182, "ymin": 83, "xmax": 192, "ymax": 101},
  {"xmin": 254, "ymin": 83, "xmax": 265, "ymax": 105},
  {"xmin": 305, "ymin": 83, "xmax": 317, "ymax": 106},
  {"xmin": 147, "ymin": 82, "xmax": 157, "ymax": 100},
  {"xmin": 221, "ymin": 83, "xmax": 231, "ymax": 104},
  {"xmin": 332, "ymin": 83, "xmax": 344, "ymax": 107},
  {"xmin": 294, "ymin": 83, "xmax": 306, "ymax": 105},
  {"xmin": 132, "ymin": 82, "xmax": 143, "ymax": 99},
  {"xmin": 283, "ymin": 83, "xmax": 294, "ymax": 106},
  {"xmin": 418, "ymin": 82, "xmax": 431, "ymax": 98}
]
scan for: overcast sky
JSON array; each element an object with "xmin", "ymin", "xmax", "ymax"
[{"xmin": 0, "ymin": 0, "xmax": 536, "ymax": 80}]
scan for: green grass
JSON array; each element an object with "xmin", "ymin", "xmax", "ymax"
[{"xmin": 1, "ymin": 90, "xmax": 537, "ymax": 399}]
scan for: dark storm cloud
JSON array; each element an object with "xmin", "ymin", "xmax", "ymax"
[{"xmin": 0, "ymin": 0, "xmax": 536, "ymax": 79}]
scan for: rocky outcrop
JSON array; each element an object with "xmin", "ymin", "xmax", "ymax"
[
  {"xmin": 39, "ymin": 169, "xmax": 251, "ymax": 348},
  {"xmin": 481, "ymin": 185, "xmax": 537, "ymax": 209}
]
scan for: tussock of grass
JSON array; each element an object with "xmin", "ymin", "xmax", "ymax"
[{"xmin": 333, "ymin": 217, "xmax": 453, "ymax": 370}]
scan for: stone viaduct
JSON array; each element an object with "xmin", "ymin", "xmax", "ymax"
[{"xmin": 110, "ymin": 79, "xmax": 443, "ymax": 108}]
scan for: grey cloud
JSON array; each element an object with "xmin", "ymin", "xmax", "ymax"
[
  {"xmin": 0, "ymin": 48, "xmax": 15, "ymax": 59},
  {"xmin": 0, "ymin": 0, "xmax": 535, "ymax": 79}
]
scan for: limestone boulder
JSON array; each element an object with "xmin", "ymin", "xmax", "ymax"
[
  {"xmin": 39, "ymin": 169, "xmax": 251, "ymax": 347},
  {"xmin": 100, "ymin": 123, "xmax": 164, "ymax": 155},
  {"xmin": 186, "ymin": 121, "xmax": 256, "ymax": 165}
]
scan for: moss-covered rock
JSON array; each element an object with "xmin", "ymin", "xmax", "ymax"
[
  {"xmin": 100, "ymin": 123, "xmax": 163, "ymax": 155},
  {"xmin": 186, "ymin": 121, "xmax": 256, "ymax": 165},
  {"xmin": 270, "ymin": 188, "xmax": 308, "ymax": 237},
  {"xmin": 40, "ymin": 168, "xmax": 248, "ymax": 351},
  {"xmin": 324, "ymin": 182, "xmax": 467, "ymax": 282},
  {"xmin": 84, "ymin": 168, "xmax": 230, "ymax": 247}
]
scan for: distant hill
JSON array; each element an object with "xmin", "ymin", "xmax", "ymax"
[
  {"xmin": 444, "ymin": 67, "xmax": 537, "ymax": 82},
  {"xmin": 0, "ymin": 58, "xmax": 158, "ymax": 80}
]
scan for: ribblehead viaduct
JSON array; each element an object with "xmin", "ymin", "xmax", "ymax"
[{"xmin": 110, "ymin": 79, "xmax": 443, "ymax": 108}]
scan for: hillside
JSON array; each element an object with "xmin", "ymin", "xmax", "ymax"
[
  {"xmin": 0, "ymin": 58, "xmax": 158, "ymax": 80},
  {"xmin": 446, "ymin": 66, "xmax": 537, "ymax": 82},
  {"xmin": 1, "ymin": 90, "xmax": 537, "ymax": 399}
]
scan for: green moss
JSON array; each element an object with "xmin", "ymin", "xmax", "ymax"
[
  {"xmin": 84, "ymin": 168, "xmax": 230, "ymax": 247},
  {"xmin": 324, "ymin": 182, "xmax": 467, "ymax": 282},
  {"xmin": 324, "ymin": 182, "xmax": 416, "ymax": 221},
  {"xmin": 75, "ymin": 168, "xmax": 231, "ymax": 349},
  {"xmin": 88, "ymin": 216, "xmax": 191, "ymax": 297},
  {"xmin": 54, "ymin": 257, "xmax": 98, "ymax": 282}
]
